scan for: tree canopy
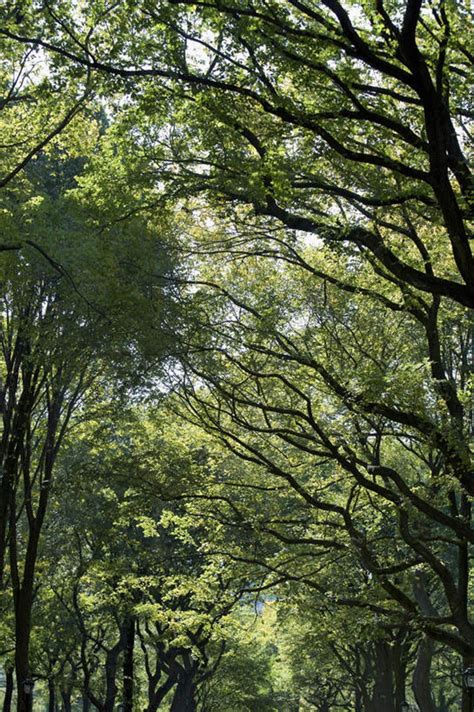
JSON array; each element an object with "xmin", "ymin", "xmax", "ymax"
[{"xmin": 0, "ymin": 1, "xmax": 472, "ymax": 710}]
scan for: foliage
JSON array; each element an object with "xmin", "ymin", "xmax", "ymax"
[{"xmin": 0, "ymin": 1, "xmax": 472, "ymax": 710}]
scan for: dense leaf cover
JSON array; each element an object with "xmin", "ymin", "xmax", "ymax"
[{"xmin": 0, "ymin": 0, "xmax": 472, "ymax": 710}]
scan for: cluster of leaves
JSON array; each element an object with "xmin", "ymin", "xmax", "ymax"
[{"xmin": 0, "ymin": 0, "xmax": 472, "ymax": 710}]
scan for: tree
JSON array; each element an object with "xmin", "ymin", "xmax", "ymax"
[
  {"xmin": 174, "ymin": 249, "xmax": 473, "ymax": 698},
  {"xmin": 2, "ymin": 0, "xmax": 473, "ymax": 302},
  {"xmin": 0, "ymin": 121, "xmax": 177, "ymax": 711},
  {"xmin": 0, "ymin": 6, "xmax": 91, "ymax": 197},
  {"xmin": 24, "ymin": 406, "xmax": 269, "ymax": 712},
  {"xmin": 1, "ymin": 0, "xmax": 473, "ymax": 707}
]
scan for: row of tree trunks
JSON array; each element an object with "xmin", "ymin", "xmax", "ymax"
[
  {"xmin": 1, "ymin": 640, "xmax": 451, "ymax": 712},
  {"xmin": 346, "ymin": 634, "xmax": 439, "ymax": 712}
]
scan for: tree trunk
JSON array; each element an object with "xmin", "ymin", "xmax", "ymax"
[
  {"xmin": 12, "ymin": 463, "xmax": 50, "ymax": 712},
  {"xmin": 462, "ymin": 688, "xmax": 473, "ymax": 712},
  {"xmin": 14, "ymin": 590, "xmax": 33, "ymax": 712},
  {"xmin": 462, "ymin": 655, "xmax": 474, "ymax": 712},
  {"xmin": 14, "ymin": 562, "xmax": 39, "ymax": 712},
  {"xmin": 169, "ymin": 672, "xmax": 197, "ymax": 712},
  {"xmin": 438, "ymin": 688, "xmax": 450, "ymax": 712},
  {"xmin": 412, "ymin": 637, "xmax": 436, "ymax": 712},
  {"xmin": 354, "ymin": 686, "xmax": 363, "ymax": 712},
  {"xmin": 393, "ymin": 633, "xmax": 409, "ymax": 712},
  {"xmin": 371, "ymin": 641, "xmax": 396, "ymax": 712},
  {"xmin": 358, "ymin": 646, "xmax": 374, "ymax": 712},
  {"xmin": 122, "ymin": 617, "xmax": 135, "ymax": 712},
  {"xmin": 146, "ymin": 674, "xmax": 178, "ymax": 712},
  {"xmin": 0, "ymin": 463, "xmax": 10, "ymax": 588},
  {"xmin": 61, "ymin": 688, "xmax": 72, "ymax": 712},
  {"xmin": 48, "ymin": 679, "xmax": 56, "ymax": 712},
  {"xmin": 103, "ymin": 639, "xmax": 121, "ymax": 712},
  {"xmin": 2, "ymin": 667, "xmax": 14, "ymax": 712},
  {"xmin": 459, "ymin": 494, "xmax": 473, "ymax": 712}
]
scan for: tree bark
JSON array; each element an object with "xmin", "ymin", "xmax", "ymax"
[
  {"xmin": 393, "ymin": 633, "xmax": 409, "ymax": 712},
  {"xmin": 2, "ymin": 667, "xmax": 14, "ymax": 712},
  {"xmin": 412, "ymin": 636, "xmax": 436, "ymax": 712},
  {"xmin": 462, "ymin": 655, "xmax": 474, "ymax": 712},
  {"xmin": 48, "ymin": 679, "xmax": 56, "ymax": 712},
  {"xmin": 61, "ymin": 688, "xmax": 72, "ymax": 712},
  {"xmin": 370, "ymin": 641, "xmax": 396, "ymax": 712},
  {"xmin": 14, "ymin": 590, "xmax": 33, "ymax": 712},
  {"xmin": 461, "ymin": 688, "xmax": 473, "ymax": 712},
  {"xmin": 122, "ymin": 616, "xmax": 135, "ymax": 712},
  {"xmin": 169, "ymin": 671, "xmax": 197, "ymax": 712},
  {"xmin": 146, "ymin": 675, "xmax": 177, "ymax": 712},
  {"xmin": 13, "ymin": 530, "xmax": 40, "ymax": 712},
  {"xmin": 354, "ymin": 686, "xmax": 363, "ymax": 712}
]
